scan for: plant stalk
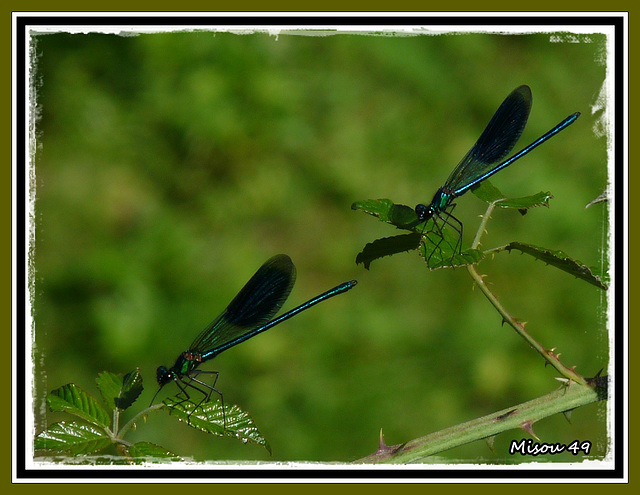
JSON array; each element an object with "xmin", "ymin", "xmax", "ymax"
[{"xmin": 468, "ymin": 202, "xmax": 587, "ymax": 385}]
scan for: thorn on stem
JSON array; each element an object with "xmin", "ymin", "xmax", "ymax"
[
  {"xmin": 546, "ymin": 348, "xmax": 562, "ymax": 360},
  {"xmin": 486, "ymin": 435, "xmax": 496, "ymax": 452},
  {"xmin": 378, "ymin": 428, "xmax": 387, "ymax": 451},
  {"xmin": 520, "ymin": 421, "xmax": 540, "ymax": 441},
  {"xmin": 563, "ymin": 409, "xmax": 574, "ymax": 424},
  {"xmin": 375, "ymin": 428, "xmax": 402, "ymax": 455}
]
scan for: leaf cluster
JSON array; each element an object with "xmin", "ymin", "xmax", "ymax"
[
  {"xmin": 352, "ymin": 180, "xmax": 607, "ymax": 289},
  {"xmin": 34, "ymin": 369, "xmax": 270, "ymax": 463}
]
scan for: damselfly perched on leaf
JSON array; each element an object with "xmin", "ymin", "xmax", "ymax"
[
  {"xmin": 415, "ymin": 85, "xmax": 580, "ymax": 262},
  {"xmin": 152, "ymin": 254, "xmax": 357, "ymax": 427}
]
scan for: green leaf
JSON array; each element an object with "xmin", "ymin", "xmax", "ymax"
[
  {"xmin": 163, "ymin": 398, "xmax": 271, "ymax": 453},
  {"xmin": 471, "ymin": 180, "xmax": 505, "ymax": 203},
  {"xmin": 351, "ymin": 199, "xmax": 419, "ymax": 230},
  {"xmin": 48, "ymin": 384, "xmax": 112, "ymax": 428},
  {"xmin": 496, "ymin": 191, "xmax": 553, "ymax": 211},
  {"xmin": 419, "ymin": 232, "xmax": 484, "ymax": 270},
  {"xmin": 423, "ymin": 248, "xmax": 485, "ymax": 270},
  {"xmin": 413, "ymin": 220, "xmax": 484, "ymax": 269},
  {"xmin": 355, "ymin": 233, "xmax": 422, "ymax": 269},
  {"xmin": 352, "ymin": 198, "xmax": 485, "ymax": 269},
  {"xmin": 96, "ymin": 369, "xmax": 143, "ymax": 411},
  {"xmin": 34, "ymin": 421, "xmax": 112, "ymax": 456},
  {"xmin": 126, "ymin": 442, "xmax": 183, "ymax": 463},
  {"xmin": 118, "ymin": 369, "xmax": 144, "ymax": 409},
  {"xmin": 472, "ymin": 181, "xmax": 553, "ymax": 212},
  {"xmin": 96, "ymin": 372, "xmax": 121, "ymax": 410},
  {"xmin": 505, "ymin": 242, "xmax": 608, "ymax": 289}
]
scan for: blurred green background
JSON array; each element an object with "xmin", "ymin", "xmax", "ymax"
[{"xmin": 32, "ymin": 30, "xmax": 609, "ymax": 463}]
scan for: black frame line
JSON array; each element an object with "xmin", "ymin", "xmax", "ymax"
[{"xmin": 13, "ymin": 12, "xmax": 625, "ymax": 482}]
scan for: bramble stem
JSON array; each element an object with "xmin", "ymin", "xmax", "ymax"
[
  {"xmin": 467, "ymin": 202, "xmax": 587, "ymax": 385},
  {"xmin": 354, "ymin": 375, "xmax": 606, "ymax": 463},
  {"xmin": 119, "ymin": 403, "xmax": 164, "ymax": 438},
  {"xmin": 470, "ymin": 202, "xmax": 496, "ymax": 250}
]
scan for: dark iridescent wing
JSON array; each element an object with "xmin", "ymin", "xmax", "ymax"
[
  {"xmin": 444, "ymin": 85, "xmax": 532, "ymax": 196},
  {"xmin": 187, "ymin": 254, "xmax": 296, "ymax": 356}
]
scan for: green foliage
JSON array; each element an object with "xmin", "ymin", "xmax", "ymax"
[
  {"xmin": 349, "ymin": 167, "xmax": 609, "ymax": 462},
  {"xmin": 472, "ymin": 181, "xmax": 554, "ymax": 211},
  {"xmin": 355, "ymin": 233, "xmax": 422, "ymax": 269},
  {"xmin": 35, "ymin": 422, "xmax": 113, "ymax": 456},
  {"xmin": 127, "ymin": 442, "xmax": 182, "ymax": 463},
  {"xmin": 351, "ymin": 182, "xmax": 569, "ymax": 271},
  {"xmin": 47, "ymin": 383, "xmax": 111, "ymax": 429},
  {"xmin": 352, "ymin": 148, "xmax": 609, "ymax": 372},
  {"xmin": 351, "ymin": 199, "xmax": 418, "ymax": 228},
  {"xmin": 96, "ymin": 369, "xmax": 143, "ymax": 410},
  {"xmin": 35, "ymin": 369, "xmax": 269, "ymax": 462},
  {"xmin": 504, "ymin": 242, "xmax": 608, "ymax": 289},
  {"xmin": 417, "ymin": 240, "xmax": 484, "ymax": 270},
  {"xmin": 352, "ymin": 177, "xmax": 607, "ymax": 284},
  {"xmin": 163, "ymin": 398, "xmax": 271, "ymax": 454}
]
